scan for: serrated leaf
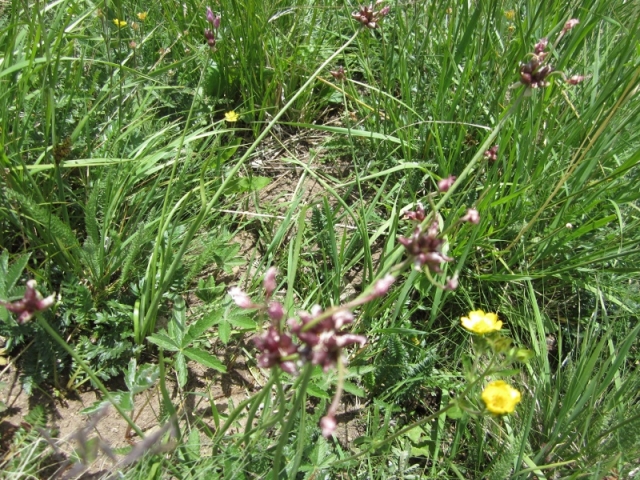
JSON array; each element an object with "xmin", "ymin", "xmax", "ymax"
[
  {"xmin": 223, "ymin": 176, "xmax": 271, "ymax": 194},
  {"xmin": 306, "ymin": 383, "xmax": 331, "ymax": 399},
  {"xmin": 218, "ymin": 319, "xmax": 231, "ymax": 344},
  {"xmin": 185, "ymin": 428, "xmax": 201, "ymax": 461},
  {"xmin": 131, "ymin": 363, "xmax": 160, "ymax": 395},
  {"xmin": 125, "ymin": 358, "xmax": 138, "ymax": 392},
  {"xmin": 186, "ymin": 310, "xmax": 222, "ymax": 343},
  {"xmin": 227, "ymin": 314, "xmax": 257, "ymax": 330},
  {"xmin": 175, "ymin": 353, "xmax": 188, "ymax": 388},
  {"xmin": 5, "ymin": 252, "xmax": 31, "ymax": 294},
  {"xmin": 169, "ymin": 297, "xmax": 186, "ymax": 346},
  {"xmin": 147, "ymin": 333, "xmax": 180, "ymax": 351},
  {"xmin": 183, "ymin": 347, "xmax": 227, "ymax": 373},
  {"xmin": 342, "ymin": 381, "xmax": 366, "ymax": 397}
]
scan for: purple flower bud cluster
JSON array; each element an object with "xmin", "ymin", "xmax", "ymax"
[
  {"xmin": 398, "ymin": 222, "xmax": 453, "ymax": 273},
  {"xmin": 438, "ymin": 175, "xmax": 456, "ymax": 193},
  {"xmin": 461, "ymin": 208, "xmax": 480, "ymax": 225},
  {"xmin": 562, "ymin": 18, "xmax": 579, "ymax": 34},
  {"xmin": 229, "ymin": 268, "xmax": 394, "ymax": 437},
  {"xmin": 484, "ymin": 145, "xmax": 498, "ymax": 162},
  {"xmin": 288, "ymin": 306, "xmax": 366, "ymax": 372},
  {"xmin": 352, "ymin": 1, "xmax": 390, "ymax": 29},
  {"xmin": 403, "ymin": 203, "xmax": 426, "ymax": 222},
  {"xmin": 204, "ymin": 7, "xmax": 221, "ymax": 50},
  {"xmin": 520, "ymin": 38, "xmax": 554, "ymax": 88},
  {"xmin": 1, "ymin": 280, "xmax": 55, "ymax": 324},
  {"xmin": 229, "ymin": 268, "xmax": 389, "ymax": 375}
]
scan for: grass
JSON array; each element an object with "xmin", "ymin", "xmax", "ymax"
[{"xmin": 1, "ymin": 0, "xmax": 639, "ymax": 478}]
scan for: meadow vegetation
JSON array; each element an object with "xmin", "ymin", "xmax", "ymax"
[{"xmin": 1, "ymin": 0, "xmax": 639, "ymax": 478}]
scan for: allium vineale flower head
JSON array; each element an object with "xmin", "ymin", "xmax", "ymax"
[
  {"xmin": 1, "ymin": 280, "xmax": 55, "ymax": 324},
  {"xmin": 399, "ymin": 222, "xmax": 453, "ymax": 273},
  {"xmin": 352, "ymin": 1, "xmax": 390, "ymax": 29},
  {"xmin": 481, "ymin": 380, "xmax": 522, "ymax": 414},
  {"xmin": 520, "ymin": 38, "xmax": 554, "ymax": 88},
  {"xmin": 460, "ymin": 310, "xmax": 502, "ymax": 335}
]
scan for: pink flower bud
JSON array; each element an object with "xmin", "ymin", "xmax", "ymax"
[
  {"xmin": 438, "ymin": 175, "xmax": 456, "ymax": 192},
  {"xmin": 206, "ymin": 7, "xmax": 215, "ymax": 24},
  {"xmin": 372, "ymin": 274, "xmax": 395, "ymax": 297},
  {"xmin": 563, "ymin": 18, "xmax": 579, "ymax": 32},
  {"xmin": 461, "ymin": 208, "xmax": 480, "ymax": 224},
  {"xmin": 332, "ymin": 310, "xmax": 354, "ymax": 329},
  {"xmin": 534, "ymin": 38, "xmax": 548, "ymax": 55},
  {"xmin": 228, "ymin": 287, "xmax": 254, "ymax": 308},
  {"xmin": 0, "ymin": 279, "xmax": 56, "ymax": 324},
  {"xmin": 263, "ymin": 267, "xmax": 277, "ymax": 297},
  {"xmin": 267, "ymin": 302, "xmax": 284, "ymax": 322},
  {"xmin": 444, "ymin": 276, "xmax": 459, "ymax": 291},
  {"xmin": 320, "ymin": 415, "xmax": 337, "ymax": 437},
  {"xmin": 566, "ymin": 75, "xmax": 585, "ymax": 85}
]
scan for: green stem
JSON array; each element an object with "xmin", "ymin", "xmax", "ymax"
[
  {"xmin": 272, "ymin": 363, "xmax": 314, "ymax": 479},
  {"xmin": 35, "ymin": 315, "xmax": 144, "ymax": 438}
]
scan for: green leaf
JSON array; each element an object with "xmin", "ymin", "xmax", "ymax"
[
  {"xmin": 223, "ymin": 176, "xmax": 271, "ymax": 194},
  {"xmin": 169, "ymin": 297, "xmax": 187, "ymax": 347},
  {"xmin": 218, "ymin": 319, "xmax": 231, "ymax": 344},
  {"xmin": 147, "ymin": 333, "xmax": 180, "ymax": 352},
  {"xmin": 227, "ymin": 314, "xmax": 257, "ymax": 330},
  {"xmin": 185, "ymin": 428, "xmax": 201, "ymax": 461},
  {"xmin": 306, "ymin": 383, "xmax": 331, "ymax": 399},
  {"xmin": 5, "ymin": 251, "xmax": 31, "ymax": 294},
  {"xmin": 175, "ymin": 353, "xmax": 188, "ymax": 388},
  {"xmin": 186, "ymin": 310, "xmax": 222, "ymax": 343},
  {"xmin": 342, "ymin": 381, "xmax": 366, "ymax": 397},
  {"xmin": 183, "ymin": 348, "xmax": 227, "ymax": 373}
]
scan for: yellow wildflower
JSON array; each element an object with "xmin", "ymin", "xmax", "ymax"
[
  {"xmin": 113, "ymin": 19, "xmax": 127, "ymax": 28},
  {"xmin": 504, "ymin": 10, "xmax": 515, "ymax": 21},
  {"xmin": 225, "ymin": 110, "xmax": 239, "ymax": 122},
  {"xmin": 481, "ymin": 380, "xmax": 522, "ymax": 414},
  {"xmin": 137, "ymin": 12, "xmax": 148, "ymax": 21},
  {"xmin": 460, "ymin": 310, "xmax": 502, "ymax": 335}
]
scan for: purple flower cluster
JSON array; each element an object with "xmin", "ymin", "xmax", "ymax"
[
  {"xmin": 204, "ymin": 6, "xmax": 221, "ymax": 50},
  {"xmin": 352, "ymin": 1, "xmax": 390, "ymax": 29},
  {"xmin": 484, "ymin": 145, "xmax": 498, "ymax": 162},
  {"xmin": 229, "ymin": 268, "xmax": 394, "ymax": 437},
  {"xmin": 399, "ymin": 222, "xmax": 453, "ymax": 273},
  {"xmin": 230, "ymin": 269, "xmax": 390, "ymax": 374},
  {"xmin": 289, "ymin": 306, "xmax": 366, "ymax": 372},
  {"xmin": 519, "ymin": 19, "xmax": 584, "ymax": 89},
  {"xmin": 520, "ymin": 38, "xmax": 554, "ymax": 88},
  {"xmin": 1, "ymin": 280, "xmax": 55, "ymax": 324}
]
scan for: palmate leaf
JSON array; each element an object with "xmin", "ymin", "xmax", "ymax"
[
  {"xmin": 185, "ymin": 309, "xmax": 222, "ymax": 344},
  {"xmin": 146, "ymin": 333, "xmax": 180, "ymax": 352},
  {"xmin": 183, "ymin": 347, "xmax": 226, "ymax": 373}
]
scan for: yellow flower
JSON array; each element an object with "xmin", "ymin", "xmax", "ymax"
[
  {"xmin": 460, "ymin": 310, "xmax": 502, "ymax": 335},
  {"xmin": 504, "ymin": 10, "xmax": 515, "ymax": 21},
  {"xmin": 224, "ymin": 110, "xmax": 239, "ymax": 122},
  {"xmin": 482, "ymin": 380, "xmax": 522, "ymax": 414},
  {"xmin": 113, "ymin": 19, "xmax": 127, "ymax": 28},
  {"xmin": 137, "ymin": 12, "xmax": 148, "ymax": 21}
]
